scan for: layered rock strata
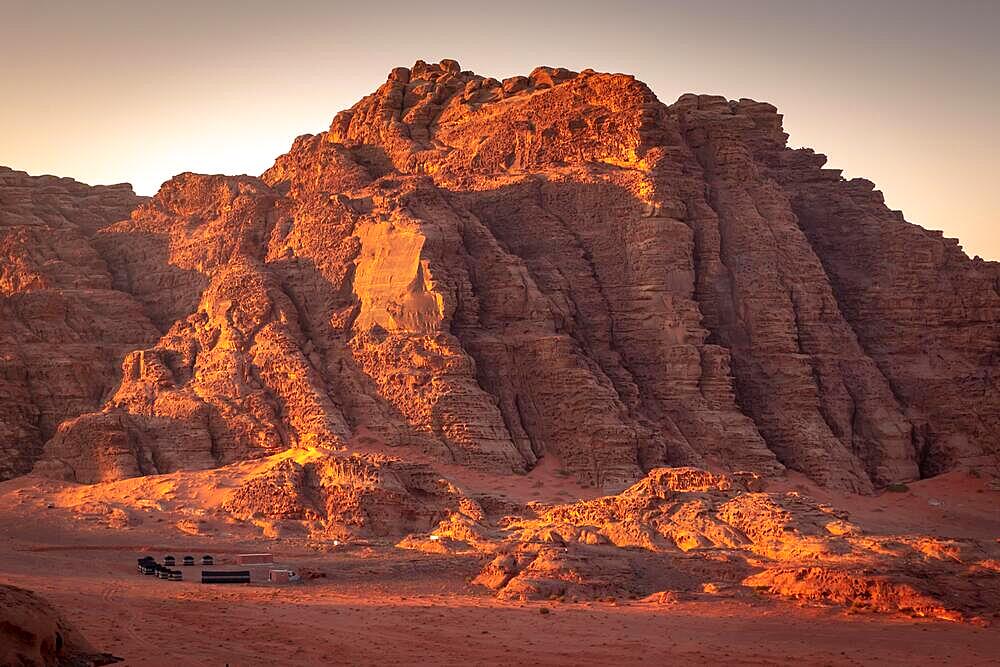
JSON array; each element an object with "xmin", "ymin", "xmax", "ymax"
[{"xmin": 0, "ymin": 60, "xmax": 993, "ymax": 492}]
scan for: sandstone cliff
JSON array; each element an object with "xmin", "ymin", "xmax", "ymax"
[
  {"xmin": 0, "ymin": 167, "xmax": 157, "ymax": 480},
  {"xmin": 3, "ymin": 61, "xmax": 997, "ymax": 493}
]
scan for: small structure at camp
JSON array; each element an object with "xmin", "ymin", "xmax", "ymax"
[
  {"xmin": 202, "ymin": 555, "xmax": 214, "ymax": 566},
  {"xmin": 267, "ymin": 569, "xmax": 299, "ymax": 584},
  {"xmin": 202, "ymin": 570, "xmax": 250, "ymax": 584},
  {"xmin": 236, "ymin": 553, "xmax": 274, "ymax": 565},
  {"xmin": 182, "ymin": 556, "xmax": 195, "ymax": 566},
  {"xmin": 164, "ymin": 555, "xmax": 176, "ymax": 567}
]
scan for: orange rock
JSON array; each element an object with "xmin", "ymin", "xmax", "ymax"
[
  {"xmin": 459, "ymin": 467, "xmax": 1000, "ymax": 619},
  {"xmin": 1, "ymin": 61, "xmax": 996, "ymax": 501}
]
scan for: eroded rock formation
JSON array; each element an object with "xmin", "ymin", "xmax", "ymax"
[
  {"xmin": 407, "ymin": 468, "xmax": 1000, "ymax": 622},
  {"xmin": 1, "ymin": 60, "xmax": 996, "ymax": 494},
  {"xmin": 221, "ymin": 450, "xmax": 480, "ymax": 539}
]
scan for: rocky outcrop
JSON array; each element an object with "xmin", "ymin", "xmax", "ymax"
[
  {"xmin": 221, "ymin": 450, "xmax": 479, "ymax": 539},
  {"xmin": 35, "ymin": 175, "xmax": 352, "ymax": 482},
  {"xmin": 425, "ymin": 468, "xmax": 999, "ymax": 622},
  {"xmin": 6, "ymin": 59, "xmax": 995, "ymax": 491},
  {"xmin": 0, "ymin": 583, "xmax": 121, "ymax": 666}
]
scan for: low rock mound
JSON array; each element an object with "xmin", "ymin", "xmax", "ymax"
[
  {"xmin": 222, "ymin": 450, "xmax": 481, "ymax": 539},
  {"xmin": 403, "ymin": 467, "xmax": 1000, "ymax": 621}
]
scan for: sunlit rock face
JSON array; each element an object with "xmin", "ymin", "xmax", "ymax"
[
  {"xmin": 460, "ymin": 467, "xmax": 1000, "ymax": 622},
  {"xmin": 4, "ymin": 60, "xmax": 997, "ymax": 491}
]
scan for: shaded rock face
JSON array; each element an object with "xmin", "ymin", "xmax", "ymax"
[
  {"xmin": 4, "ymin": 61, "xmax": 997, "ymax": 491},
  {"xmin": 0, "ymin": 168, "xmax": 158, "ymax": 480},
  {"xmin": 0, "ymin": 583, "xmax": 120, "ymax": 666}
]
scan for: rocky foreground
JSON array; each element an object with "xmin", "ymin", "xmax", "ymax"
[
  {"xmin": 1, "ymin": 61, "xmax": 999, "ymax": 657},
  {"xmin": 0, "ymin": 457, "xmax": 997, "ymax": 665},
  {"xmin": 0, "ymin": 583, "xmax": 120, "ymax": 666},
  {"xmin": 6, "ymin": 447, "xmax": 999, "ymax": 630},
  {"xmin": 212, "ymin": 453, "xmax": 1000, "ymax": 623}
]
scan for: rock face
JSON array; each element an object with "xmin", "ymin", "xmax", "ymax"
[
  {"xmin": 3, "ymin": 61, "xmax": 997, "ymax": 492},
  {"xmin": 0, "ymin": 168, "xmax": 157, "ymax": 480},
  {"xmin": 0, "ymin": 583, "xmax": 121, "ymax": 666}
]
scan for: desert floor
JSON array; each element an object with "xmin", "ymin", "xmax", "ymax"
[{"xmin": 1, "ymin": 466, "xmax": 997, "ymax": 666}]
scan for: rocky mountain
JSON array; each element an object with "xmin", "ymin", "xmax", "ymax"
[{"xmin": 3, "ymin": 60, "xmax": 998, "ymax": 494}]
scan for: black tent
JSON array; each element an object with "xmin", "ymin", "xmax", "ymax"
[{"xmin": 201, "ymin": 570, "xmax": 250, "ymax": 584}]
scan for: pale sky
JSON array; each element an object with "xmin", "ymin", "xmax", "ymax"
[{"xmin": 3, "ymin": 0, "xmax": 997, "ymax": 258}]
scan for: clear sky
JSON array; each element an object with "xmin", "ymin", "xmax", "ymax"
[{"xmin": 3, "ymin": 0, "xmax": 997, "ymax": 258}]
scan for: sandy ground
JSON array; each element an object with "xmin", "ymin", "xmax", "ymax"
[{"xmin": 1, "ymin": 467, "xmax": 998, "ymax": 666}]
